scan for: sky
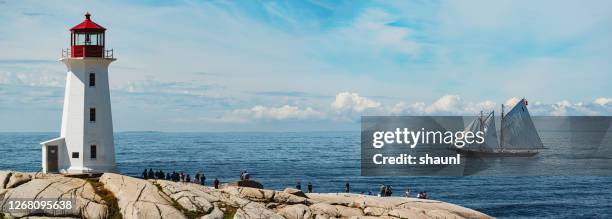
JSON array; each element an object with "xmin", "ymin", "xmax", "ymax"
[{"xmin": 0, "ymin": 0, "xmax": 611, "ymax": 132}]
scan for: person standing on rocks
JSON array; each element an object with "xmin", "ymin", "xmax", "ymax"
[
  {"xmin": 385, "ymin": 185, "xmax": 393, "ymax": 196},
  {"xmin": 171, "ymin": 171, "xmax": 178, "ymax": 181},
  {"xmin": 308, "ymin": 182, "xmax": 313, "ymax": 193},
  {"xmin": 213, "ymin": 177, "xmax": 220, "ymax": 189},
  {"xmin": 296, "ymin": 182, "xmax": 302, "ymax": 190},
  {"xmin": 200, "ymin": 173, "xmax": 206, "ymax": 185},
  {"xmin": 379, "ymin": 184, "xmax": 386, "ymax": 197},
  {"xmin": 345, "ymin": 182, "xmax": 350, "ymax": 193},
  {"xmin": 195, "ymin": 172, "xmax": 201, "ymax": 183},
  {"xmin": 143, "ymin": 169, "xmax": 148, "ymax": 179},
  {"xmin": 148, "ymin": 168, "xmax": 154, "ymax": 179}
]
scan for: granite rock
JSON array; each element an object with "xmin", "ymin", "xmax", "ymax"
[
  {"xmin": 100, "ymin": 173, "xmax": 185, "ymax": 219},
  {"xmin": 0, "ymin": 175, "xmax": 107, "ymax": 219},
  {"xmin": 0, "ymin": 171, "xmax": 493, "ymax": 219}
]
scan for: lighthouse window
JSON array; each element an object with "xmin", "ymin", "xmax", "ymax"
[
  {"xmin": 90, "ymin": 108, "xmax": 96, "ymax": 122},
  {"xmin": 75, "ymin": 33, "xmax": 102, "ymax": 46},
  {"xmin": 89, "ymin": 73, "xmax": 95, "ymax": 87},
  {"xmin": 90, "ymin": 145, "xmax": 97, "ymax": 159},
  {"xmin": 72, "ymin": 152, "xmax": 79, "ymax": 158}
]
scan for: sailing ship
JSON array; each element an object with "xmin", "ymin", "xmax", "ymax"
[{"xmin": 457, "ymin": 98, "xmax": 545, "ymax": 157}]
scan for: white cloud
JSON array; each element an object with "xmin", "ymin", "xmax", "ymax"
[
  {"xmin": 504, "ymin": 97, "xmax": 521, "ymax": 108},
  {"xmin": 389, "ymin": 101, "xmax": 409, "ymax": 114},
  {"xmin": 222, "ymin": 105, "xmax": 325, "ymax": 123},
  {"xmin": 251, "ymin": 105, "xmax": 325, "ymax": 120},
  {"xmin": 331, "ymin": 92, "xmax": 381, "ymax": 112},
  {"xmin": 464, "ymin": 100, "xmax": 497, "ymax": 114},
  {"xmin": 1, "ymin": 1, "xmax": 611, "ymax": 131},
  {"xmin": 550, "ymin": 100, "xmax": 572, "ymax": 116},
  {"xmin": 393, "ymin": 95, "xmax": 497, "ymax": 115},
  {"xmin": 386, "ymin": 96, "xmax": 612, "ymax": 116},
  {"xmin": 318, "ymin": 8, "xmax": 422, "ymax": 62},
  {"xmin": 208, "ymin": 95, "xmax": 612, "ymax": 126},
  {"xmin": 116, "ymin": 77, "xmax": 223, "ymax": 97},
  {"xmin": 549, "ymin": 100, "xmax": 605, "ymax": 116},
  {"xmin": 349, "ymin": 8, "xmax": 420, "ymax": 56},
  {"xmin": 438, "ymin": 0, "xmax": 612, "ymax": 40},
  {"xmin": 594, "ymin": 97, "xmax": 612, "ymax": 106},
  {"xmin": 330, "ymin": 93, "xmax": 501, "ymax": 116},
  {"xmin": 0, "ymin": 71, "xmax": 64, "ymax": 87},
  {"xmin": 425, "ymin": 95, "xmax": 462, "ymax": 113}
]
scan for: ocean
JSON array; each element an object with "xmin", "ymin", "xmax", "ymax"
[{"xmin": 1, "ymin": 132, "xmax": 611, "ymax": 218}]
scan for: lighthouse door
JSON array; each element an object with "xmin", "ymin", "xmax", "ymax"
[{"xmin": 47, "ymin": 145, "xmax": 59, "ymax": 173}]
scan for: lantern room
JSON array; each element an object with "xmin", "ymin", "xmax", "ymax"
[{"xmin": 69, "ymin": 12, "xmax": 107, "ymax": 58}]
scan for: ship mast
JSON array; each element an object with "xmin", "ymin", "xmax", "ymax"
[
  {"xmin": 500, "ymin": 104, "xmax": 504, "ymax": 149},
  {"xmin": 479, "ymin": 111, "xmax": 484, "ymax": 132},
  {"xmin": 479, "ymin": 111, "xmax": 484, "ymax": 151}
]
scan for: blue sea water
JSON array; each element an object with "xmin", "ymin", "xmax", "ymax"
[{"xmin": 1, "ymin": 132, "xmax": 611, "ymax": 218}]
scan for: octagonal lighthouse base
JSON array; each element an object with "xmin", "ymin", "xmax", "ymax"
[{"xmin": 40, "ymin": 57, "xmax": 118, "ymax": 174}]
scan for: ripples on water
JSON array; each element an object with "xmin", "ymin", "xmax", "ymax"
[{"xmin": 0, "ymin": 132, "xmax": 610, "ymax": 218}]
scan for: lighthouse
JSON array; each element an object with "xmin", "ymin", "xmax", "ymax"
[{"xmin": 41, "ymin": 13, "xmax": 117, "ymax": 174}]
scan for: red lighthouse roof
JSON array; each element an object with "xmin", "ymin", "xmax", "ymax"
[{"xmin": 70, "ymin": 12, "xmax": 106, "ymax": 32}]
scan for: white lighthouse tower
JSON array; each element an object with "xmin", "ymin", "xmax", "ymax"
[{"xmin": 41, "ymin": 13, "xmax": 117, "ymax": 174}]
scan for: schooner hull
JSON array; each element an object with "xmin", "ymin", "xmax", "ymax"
[{"xmin": 455, "ymin": 148, "xmax": 539, "ymax": 157}]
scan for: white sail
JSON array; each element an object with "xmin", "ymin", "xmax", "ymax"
[
  {"xmin": 464, "ymin": 116, "xmax": 481, "ymax": 149},
  {"xmin": 501, "ymin": 99, "xmax": 544, "ymax": 149},
  {"xmin": 464, "ymin": 111, "xmax": 499, "ymax": 151},
  {"xmin": 483, "ymin": 112, "xmax": 500, "ymax": 149}
]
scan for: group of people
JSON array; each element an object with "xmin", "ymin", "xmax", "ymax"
[
  {"xmin": 142, "ymin": 168, "xmax": 166, "ymax": 180},
  {"xmin": 416, "ymin": 191, "xmax": 429, "ymax": 199},
  {"xmin": 379, "ymin": 184, "xmax": 393, "ymax": 197},
  {"xmin": 239, "ymin": 171, "xmax": 251, "ymax": 180},
  {"xmin": 142, "ymin": 169, "xmax": 427, "ymax": 199},
  {"xmin": 402, "ymin": 189, "xmax": 429, "ymax": 199},
  {"xmin": 290, "ymin": 181, "xmax": 424, "ymax": 199},
  {"xmin": 142, "ymin": 168, "xmax": 221, "ymax": 189},
  {"xmin": 295, "ymin": 182, "xmax": 314, "ymax": 193}
]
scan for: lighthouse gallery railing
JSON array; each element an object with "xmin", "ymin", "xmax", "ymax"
[{"xmin": 62, "ymin": 48, "xmax": 114, "ymax": 59}]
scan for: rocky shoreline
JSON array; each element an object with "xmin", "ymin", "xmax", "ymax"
[{"xmin": 0, "ymin": 171, "xmax": 493, "ymax": 219}]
